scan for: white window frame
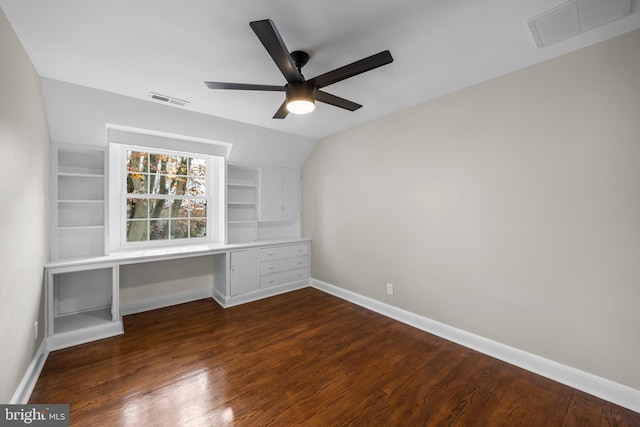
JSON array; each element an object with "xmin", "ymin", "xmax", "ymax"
[{"xmin": 107, "ymin": 126, "xmax": 229, "ymax": 253}]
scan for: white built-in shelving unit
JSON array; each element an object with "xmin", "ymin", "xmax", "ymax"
[
  {"xmin": 46, "ymin": 262, "xmax": 122, "ymax": 350},
  {"xmin": 44, "ymin": 151, "xmax": 307, "ymax": 350},
  {"xmin": 47, "ymin": 143, "xmax": 121, "ymax": 350},
  {"xmin": 227, "ymin": 164, "xmax": 260, "ymax": 243},
  {"xmin": 53, "ymin": 144, "xmax": 107, "ymax": 260},
  {"xmin": 226, "ymin": 163, "xmax": 301, "ymax": 244}
]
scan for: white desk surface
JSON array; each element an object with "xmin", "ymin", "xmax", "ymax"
[{"xmin": 45, "ymin": 237, "xmax": 311, "ymax": 271}]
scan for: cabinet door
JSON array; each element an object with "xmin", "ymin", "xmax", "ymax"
[
  {"xmin": 281, "ymin": 169, "xmax": 300, "ymax": 221},
  {"xmin": 260, "ymin": 167, "xmax": 282, "ymax": 222},
  {"xmin": 229, "ymin": 249, "xmax": 258, "ymax": 296},
  {"xmin": 260, "ymin": 167, "xmax": 300, "ymax": 222}
]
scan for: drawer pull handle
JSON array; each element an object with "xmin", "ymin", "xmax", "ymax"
[
  {"xmin": 268, "ymin": 280, "xmax": 275, "ymax": 284},
  {"xmin": 267, "ymin": 253, "xmax": 275, "ymax": 256},
  {"xmin": 267, "ymin": 267, "xmax": 274, "ymax": 270},
  {"xmin": 297, "ymin": 262, "xmax": 304, "ymax": 265}
]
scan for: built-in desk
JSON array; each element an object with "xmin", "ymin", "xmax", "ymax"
[{"xmin": 45, "ymin": 238, "xmax": 311, "ymax": 350}]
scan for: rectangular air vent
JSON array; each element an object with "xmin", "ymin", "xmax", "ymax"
[
  {"xmin": 147, "ymin": 92, "xmax": 190, "ymax": 107},
  {"xmin": 527, "ymin": 0, "xmax": 631, "ymax": 48}
]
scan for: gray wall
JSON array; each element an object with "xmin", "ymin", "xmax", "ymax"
[
  {"xmin": 0, "ymin": 8, "xmax": 50, "ymax": 402},
  {"xmin": 40, "ymin": 78, "xmax": 316, "ymax": 169},
  {"xmin": 302, "ymin": 29, "xmax": 640, "ymax": 390}
]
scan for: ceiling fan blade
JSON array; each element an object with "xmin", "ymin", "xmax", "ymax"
[
  {"xmin": 273, "ymin": 100, "xmax": 289, "ymax": 119},
  {"xmin": 204, "ymin": 82, "xmax": 284, "ymax": 91},
  {"xmin": 308, "ymin": 50, "xmax": 393, "ymax": 89},
  {"xmin": 249, "ymin": 19, "xmax": 303, "ymax": 83},
  {"xmin": 314, "ymin": 90, "xmax": 362, "ymax": 111}
]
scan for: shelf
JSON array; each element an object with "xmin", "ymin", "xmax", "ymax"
[
  {"xmin": 48, "ymin": 265, "xmax": 116, "ymax": 347},
  {"xmin": 57, "ymin": 228, "xmax": 105, "ymax": 259},
  {"xmin": 228, "ymin": 181, "xmax": 258, "ymax": 205},
  {"xmin": 228, "ymin": 182, "xmax": 259, "ymax": 188},
  {"xmin": 58, "ymin": 172, "xmax": 105, "ymax": 178},
  {"xmin": 228, "ymin": 205, "xmax": 259, "ymax": 222},
  {"xmin": 58, "ymin": 174, "xmax": 104, "ymax": 201},
  {"xmin": 58, "ymin": 225, "xmax": 105, "ymax": 230},
  {"xmin": 227, "ymin": 222, "xmax": 257, "ymax": 243},
  {"xmin": 58, "ymin": 148, "xmax": 104, "ymax": 175},
  {"xmin": 54, "ymin": 307, "xmax": 113, "ymax": 334},
  {"xmin": 58, "ymin": 200, "xmax": 105, "ymax": 227},
  {"xmin": 228, "ymin": 220, "xmax": 258, "ymax": 224},
  {"xmin": 227, "ymin": 164, "xmax": 259, "ymax": 187}
]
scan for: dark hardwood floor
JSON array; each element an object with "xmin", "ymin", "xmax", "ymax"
[{"xmin": 30, "ymin": 288, "xmax": 639, "ymax": 426}]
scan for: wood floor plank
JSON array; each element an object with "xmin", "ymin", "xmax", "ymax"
[{"xmin": 29, "ymin": 288, "xmax": 640, "ymax": 426}]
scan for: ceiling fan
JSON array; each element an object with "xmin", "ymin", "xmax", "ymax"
[{"xmin": 204, "ymin": 19, "xmax": 393, "ymax": 119}]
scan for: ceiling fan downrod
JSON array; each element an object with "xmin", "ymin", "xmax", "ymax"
[{"xmin": 290, "ymin": 50, "xmax": 310, "ymax": 76}]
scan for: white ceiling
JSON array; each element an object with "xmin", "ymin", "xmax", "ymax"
[{"xmin": 2, "ymin": 0, "xmax": 639, "ymax": 140}]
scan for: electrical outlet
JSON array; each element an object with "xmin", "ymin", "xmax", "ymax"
[
  {"xmin": 34, "ymin": 321, "xmax": 38, "ymax": 341},
  {"xmin": 386, "ymin": 283, "xmax": 394, "ymax": 295}
]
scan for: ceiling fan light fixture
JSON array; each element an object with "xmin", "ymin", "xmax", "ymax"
[
  {"xmin": 287, "ymin": 98, "xmax": 315, "ymax": 114},
  {"xmin": 285, "ymin": 82, "xmax": 315, "ymax": 115}
]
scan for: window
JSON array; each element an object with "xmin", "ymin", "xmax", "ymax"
[
  {"xmin": 107, "ymin": 126, "xmax": 229, "ymax": 252},
  {"xmin": 123, "ymin": 148, "xmax": 212, "ymax": 243}
]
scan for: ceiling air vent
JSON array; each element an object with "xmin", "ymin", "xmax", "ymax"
[
  {"xmin": 527, "ymin": 0, "xmax": 631, "ymax": 48},
  {"xmin": 148, "ymin": 92, "xmax": 190, "ymax": 107}
]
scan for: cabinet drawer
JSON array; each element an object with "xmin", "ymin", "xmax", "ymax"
[
  {"xmin": 260, "ymin": 268, "xmax": 309, "ymax": 288},
  {"xmin": 260, "ymin": 243, "xmax": 308, "ymax": 261},
  {"xmin": 260, "ymin": 256, "xmax": 309, "ymax": 276}
]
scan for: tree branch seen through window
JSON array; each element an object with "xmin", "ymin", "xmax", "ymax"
[{"xmin": 125, "ymin": 150, "xmax": 207, "ymax": 242}]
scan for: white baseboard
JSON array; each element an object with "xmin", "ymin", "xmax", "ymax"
[
  {"xmin": 10, "ymin": 339, "xmax": 49, "ymax": 404},
  {"xmin": 120, "ymin": 288, "xmax": 213, "ymax": 316},
  {"xmin": 311, "ymin": 278, "xmax": 640, "ymax": 414},
  {"xmin": 47, "ymin": 321, "xmax": 124, "ymax": 351}
]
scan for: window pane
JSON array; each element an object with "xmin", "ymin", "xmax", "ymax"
[
  {"xmin": 189, "ymin": 158, "xmax": 206, "ymax": 177},
  {"xmin": 127, "ymin": 151, "xmax": 148, "ymax": 173},
  {"xmin": 127, "ymin": 173, "xmax": 148, "ymax": 194},
  {"xmin": 127, "ymin": 220, "xmax": 148, "ymax": 242},
  {"xmin": 150, "ymin": 220, "xmax": 168, "ymax": 240},
  {"xmin": 189, "ymin": 200, "xmax": 207, "ymax": 217},
  {"xmin": 149, "ymin": 174, "xmax": 170, "ymax": 195},
  {"xmin": 168, "ymin": 175, "xmax": 188, "ymax": 196},
  {"xmin": 171, "ymin": 219, "xmax": 189, "ymax": 239},
  {"xmin": 123, "ymin": 146, "xmax": 210, "ymax": 246},
  {"xmin": 127, "ymin": 198, "xmax": 148, "ymax": 219},
  {"xmin": 149, "ymin": 199, "xmax": 170, "ymax": 218},
  {"xmin": 167, "ymin": 156, "xmax": 188, "ymax": 177},
  {"xmin": 149, "ymin": 153, "xmax": 168, "ymax": 174},
  {"xmin": 172, "ymin": 199, "xmax": 189, "ymax": 218},
  {"xmin": 190, "ymin": 219, "xmax": 207, "ymax": 238},
  {"xmin": 187, "ymin": 177, "xmax": 206, "ymax": 196}
]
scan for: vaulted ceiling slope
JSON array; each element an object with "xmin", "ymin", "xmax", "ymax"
[{"xmin": 1, "ymin": 1, "xmax": 639, "ymax": 139}]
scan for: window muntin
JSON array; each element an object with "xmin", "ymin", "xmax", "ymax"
[{"xmin": 124, "ymin": 149, "xmax": 208, "ymax": 243}]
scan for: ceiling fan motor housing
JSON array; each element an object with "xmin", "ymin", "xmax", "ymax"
[{"xmin": 286, "ymin": 81, "xmax": 315, "ymax": 104}]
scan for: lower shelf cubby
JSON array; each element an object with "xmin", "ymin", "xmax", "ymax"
[
  {"xmin": 53, "ymin": 307, "xmax": 114, "ymax": 335},
  {"xmin": 47, "ymin": 264, "xmax": 122, "ymax": 350}
]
